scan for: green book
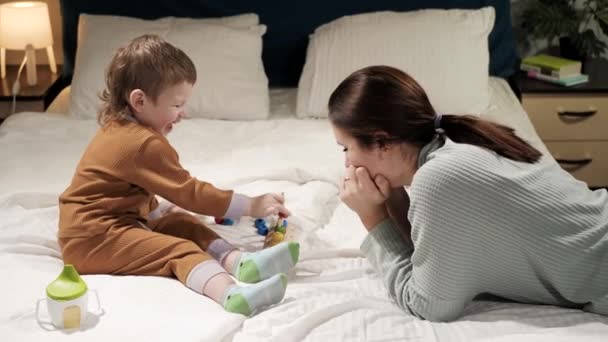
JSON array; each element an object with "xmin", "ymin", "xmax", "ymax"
[
  {"xmin": 521, "ymin": 54, "xmax": 581, "ymax": 77},
  {"xmin": 526, "ymin": 70, "xmax": 589, "ymax": 87}
]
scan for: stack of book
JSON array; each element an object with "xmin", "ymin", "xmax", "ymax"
[{"xmin": 520, "ymin": 54, "xmax": 588, "ymax": 87}]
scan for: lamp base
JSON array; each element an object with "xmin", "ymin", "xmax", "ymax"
[
  {"xmin": 25, "ymin": 44, "xmax": 37, "ymax": 86},
  {"xmin": 1, "ymin": 47, "xmax": 5, "ymax": 79},
  {"xmin": 0, "ymin": 44, "xmax": 55, "ymax": 84},
  {"xmin": 46, "ymin": 46, "xmax": 57, "ymax": 74}
]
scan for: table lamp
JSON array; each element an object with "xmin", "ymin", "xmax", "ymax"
[{"xmin": 0, "ymin": 1, "xmax": 57, "ymax": 86}]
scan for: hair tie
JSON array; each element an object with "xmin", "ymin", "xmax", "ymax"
[{"xmin": 434, "ymin": 114, "xmax": 443, "ymax": 129}]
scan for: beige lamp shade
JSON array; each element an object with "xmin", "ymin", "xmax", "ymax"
[{"xmin": 0, "ymin": 1, "xmax": 53, "ymax": 50}]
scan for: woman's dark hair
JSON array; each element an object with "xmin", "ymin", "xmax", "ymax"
[{"xmin": 328, "ymin": 65, "xmax": 541, "ymax": 163}]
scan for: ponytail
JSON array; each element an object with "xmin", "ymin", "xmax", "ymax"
[{"xmin": 439, "ymin": 114, "xmax": 541, "ymax": 163}]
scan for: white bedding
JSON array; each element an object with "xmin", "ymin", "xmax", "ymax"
[{"xmin": 1, "ymin": 78, "xmax": 607, "ymax": 341}]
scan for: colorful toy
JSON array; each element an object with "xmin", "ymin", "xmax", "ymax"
[
  {"xmin": 275, "ymin": 219, "xmax": 287, "ymax": 234},
  {"xmin": 265, "ymin": 231, "xmax": 284, "ymax": 246},
  {"xmin": 254, "ymin": 218, "xmax": 269, "ymax": 236},
  {"xmin": 214, "ymin": 217, "xmax": 235, "ymax": 225},
  {"xmin": 254, "ymin": 218, "xmax": 266, "ymax": 228},
  {"xmin": 262, "ymin": 216, "xmax": 289, "ymax": 248}
]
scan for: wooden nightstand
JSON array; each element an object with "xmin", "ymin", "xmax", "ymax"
[
  {"xmin": 517, "ymin": 58, "xmax": 608, "ymax": 188},
  {"xmin": 0, "ymin": 65, "xmax": 61, "ymax": 124}
]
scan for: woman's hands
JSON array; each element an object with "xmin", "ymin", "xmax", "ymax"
[
  {"xmin": 249, "ymin": 193, "xmax": 291, "ymax": 218},
  {"xmin": 341, "ymin": 165, "xmax": 391, "ymax": 230},
  {"xmin": 385, "ymin": 186, "xmax": 413, "ymax": 241}
]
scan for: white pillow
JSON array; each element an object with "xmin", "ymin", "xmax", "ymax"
[
  {"xmin": 297, "ymin": 7, "xmax": 495, "ymax": 118},
  {"xmin": 69, "ymin": 14, "xmax": 269, "ymax": 120}
]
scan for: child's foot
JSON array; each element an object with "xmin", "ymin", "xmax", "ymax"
[
  {"xmin": 233, "ymin": 241, "xmax": 299, "ymax": 283},
  {"xmin": 222, "ymin": 273, "xmax": 288, "ymax": 316}
]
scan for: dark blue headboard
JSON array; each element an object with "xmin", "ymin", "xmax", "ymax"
[{"xmin": 56, "ymin": 0, "xmax": 516, "ymax": 88}]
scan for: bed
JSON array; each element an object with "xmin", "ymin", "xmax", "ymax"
[{"xmin": 1, "ymin": 1, "xmax": 607, "ymax": 341}]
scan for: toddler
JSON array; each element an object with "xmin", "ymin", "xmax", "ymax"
[{"xmin": 58, "ymin": 35, "xmax": 299, "ymax": 316}]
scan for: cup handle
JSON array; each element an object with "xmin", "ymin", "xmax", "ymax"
[
  {"xmin": 35, "ymin": 298, "xmax": 56, "ymax": 331},
  {"xmin": 90, "ymin": 289, "xmax": 105, "ymax": 316}
]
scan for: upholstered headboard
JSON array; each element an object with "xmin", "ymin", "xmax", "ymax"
[{"xmin": 48, "ymin": 0, "xmax": 518, "ymax": 105}]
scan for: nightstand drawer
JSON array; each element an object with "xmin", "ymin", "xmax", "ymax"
[
  {"xmin": 546, "ymin": 141, "xmax": 608, "ymax": 187},
  {"xmin": 523, "ymin": 94, "xmax": 608, "ymax": 141}
]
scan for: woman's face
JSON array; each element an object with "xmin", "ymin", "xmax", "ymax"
[{"xmin": 332, "ymin": 125, "xmax": 419, "ymax": 187}]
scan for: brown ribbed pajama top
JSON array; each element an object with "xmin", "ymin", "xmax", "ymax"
[{"xmin": 58, "ymin": 120, "xmax": 232, "ymax": 285}]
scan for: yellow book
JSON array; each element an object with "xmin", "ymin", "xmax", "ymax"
[{"xmin": 521, "ymin": 54, "xmax": 582, "ymax": 78}]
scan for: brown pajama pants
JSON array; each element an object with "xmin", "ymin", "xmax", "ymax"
[{"xmin": 59, "ymin": 213, "xmax": 233, "ymax": 289}]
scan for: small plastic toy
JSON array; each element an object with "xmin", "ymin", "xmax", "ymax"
[
  {"xmin": 275, "ymin": 219, "xmax": 287, "ymax": 234},
  {"xmin": 254, "ymin": 218, "xmax": 269, "ymax": 236},
  {"xmin": 262, "ymin": 216, "xmax": 289, "ymax": 248},
  {"xmin": 265, "ymin": 231, "xmax": 284, "ymax": 246},
  {"xmin": 214, "ymin": 217, "xmax": 235, "ymax": 225}
]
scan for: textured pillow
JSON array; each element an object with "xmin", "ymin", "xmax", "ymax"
[
  {"xmin": 297, "ymin": 7, "xmax": 495, "ymax": 118},
  {"xmin": 69, "ymin": 14, "xmax": 269, "ymax": 120}
]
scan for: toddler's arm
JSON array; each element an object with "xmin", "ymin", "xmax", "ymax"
[
  {"xmin": 125, "ymin": 136, "xmax": 240, "ymax": 217},
  {"xmin": 127, "ymin": 136, "xmax": 289, "ymax": 219}
]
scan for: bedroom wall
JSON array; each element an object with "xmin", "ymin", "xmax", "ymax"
[
  {"xmin": 1, "ymin": 0, "xmax": 63, "ymax": 66},
  {"xmin": 2, "ymin": 1, "xmax": 605, "ymax": 66}
]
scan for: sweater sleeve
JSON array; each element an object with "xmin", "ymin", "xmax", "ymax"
[
  {"xmin": 361, "ymin": 220, "xmax": 469, "ymax": 321},
  {"xmin": 125, "ymin": 136, "xmax": 235, "ymax": 218}
]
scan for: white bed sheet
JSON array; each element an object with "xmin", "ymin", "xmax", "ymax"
[{"xmin": 1, "ymin": 78, "xmax": 607, "ymax": 341}]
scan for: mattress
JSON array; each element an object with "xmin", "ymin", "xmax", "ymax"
[{"xmin": 1, "ymin": 78, "xmax": 606, "ymax": 341}]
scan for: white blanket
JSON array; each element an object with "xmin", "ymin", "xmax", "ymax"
[{"xmin": 1, "ymin": 79, "xmax": 607, "ymax": 341}]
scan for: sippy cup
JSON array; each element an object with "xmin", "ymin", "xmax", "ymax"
[{"xmin": 36, "ymin": 264, "xmax": 101, "ymax": 329}]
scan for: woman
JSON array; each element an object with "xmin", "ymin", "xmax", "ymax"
[{"xmin": 329, "ymin": 65, "xmax": 608, "ymax": 322}]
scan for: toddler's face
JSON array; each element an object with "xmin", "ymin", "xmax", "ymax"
[{"xmin": 138, "ymin": 81, "xmax": 193, "ymax": 136}]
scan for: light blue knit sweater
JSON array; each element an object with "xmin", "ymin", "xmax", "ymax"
[{"xmin": 361, "ymin": 137, "xmax": 608, "ymax": 322}]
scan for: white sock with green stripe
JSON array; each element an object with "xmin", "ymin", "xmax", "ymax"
[
  {"xmin": 222, "ymin": 273, "xmax": 288, "ymax": 316},
  {"xmin": 232, "ymin": 241, "xmax": 299, "ymax": 283}
]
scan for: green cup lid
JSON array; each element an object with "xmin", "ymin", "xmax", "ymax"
[{"xmin": 46, "ymin": 265, "xmax": 88, "ymax": 301}]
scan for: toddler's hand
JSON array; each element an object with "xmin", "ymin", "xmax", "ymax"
[{"xmin": 249, "ymin": 193, "xmax": 291, "ymax": 218}]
